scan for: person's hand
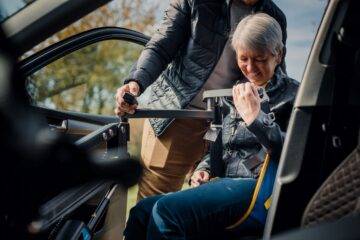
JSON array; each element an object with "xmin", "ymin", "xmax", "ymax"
[
  {"xmin": 115, "ymin": 81, "xmax": 140, "ymax": 116},
  {"xmin": 190, "ymin": 170, "xmax": 210, "ymax": 187},
  {"xmin": 232, "ymin": 82, "xmax": 261, "ymax": 125}
]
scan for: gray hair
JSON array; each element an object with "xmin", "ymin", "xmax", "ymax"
[{"xmin": 231, "ymin": 13, "xmax": 283, "ymax": 56}]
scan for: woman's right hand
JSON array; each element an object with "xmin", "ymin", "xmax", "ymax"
[
  {"xmin": 190, "ymin": 170, "xmax": 210, "ymax": 187},
  {"xmin": 114, "ymin": 81, "xmax": 140, "ymax": 116},
  {"xmin": 232, "ymin": 82, "xmax": 261, "ymax": 125}
]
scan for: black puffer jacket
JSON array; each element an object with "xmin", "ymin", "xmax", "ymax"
[
  {"xmin": 195, "ymin": 69, "xmax": 299, "ymax": 178},
  {"xmin": 125, "ymin": 0, "xmax": 287, "ymax": 136}
]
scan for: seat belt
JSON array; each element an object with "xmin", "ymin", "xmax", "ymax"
[
  {"xmin": 209, "ymin": 129, "xmax": 224, "ymax": 178},
  {"xmin": 204, "ymin": 97, "xmax": 225, "ymax": 178}
]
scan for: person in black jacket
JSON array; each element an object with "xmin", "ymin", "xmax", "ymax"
[
  {"xmin": 115, "ymin": 0, "xmax": 287, "ymax": 200},
  {"xmin": 123, "ymin": 13, "xmax": 298, "ymax": 240}
]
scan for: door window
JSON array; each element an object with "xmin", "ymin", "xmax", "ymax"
[{"xmin": 26, "ymin": 40, "xmax": 143, "ymax": 115}]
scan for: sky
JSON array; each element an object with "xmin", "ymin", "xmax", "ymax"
[
  {"xmin": 0, "ymin": 0, "xmax": 25, "ymax": 21},
  {"xmin": 274, "ymin": 0, "xmax": 328, "ymax": 81}
]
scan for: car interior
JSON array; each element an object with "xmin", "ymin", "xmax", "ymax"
[{"xmin": 0, "ymin": 0, "xmax": 359, "ymax": 239}]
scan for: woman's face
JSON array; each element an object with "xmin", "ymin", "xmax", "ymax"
[{"xmin": 236, "ymin": 48, "xmax": 281, "ymax": 86}]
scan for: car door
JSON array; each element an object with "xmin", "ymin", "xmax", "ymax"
[
  {"xmin": 17, "ymin": 26, "xmax": 149, "ymax": 240},
  {"xmin": 19, "ymin": 27, "xmax": 148, "ymax": 143},
  {"xmin": 265, "ymin": 0, "xmax": 360, "ymax": 237}
]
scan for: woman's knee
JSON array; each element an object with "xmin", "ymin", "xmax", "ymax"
[
  {"xmin": 148, "ymin": 193, "xmax": 191, "ymax": 237},
  {"xmin": 151, "ymin": 195, "xmax": 176, "ymax": 223}
]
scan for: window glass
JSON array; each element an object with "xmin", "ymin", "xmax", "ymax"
[{"xmin": 27, "ymin": 40, "xmax": 143, "ymax": 115}]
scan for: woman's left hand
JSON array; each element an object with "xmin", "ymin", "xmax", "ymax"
[
  {"xmin": 190, "ymin": 170, "xmax": 210, "ymax": 187},
  {"xmin": 233, "ymin": 82, "xmax": 261, "ymax": 125}
]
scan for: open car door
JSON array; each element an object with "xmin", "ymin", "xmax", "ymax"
[
  {"xmin": 265, "ymin": 0, "xmax": 360, "ymax": 238},
  {"xmin": 1, "ymin": 1, "xmax": 149, "ymax": 239},
  {"xmin": 16, "ymin": 26, "xmax": 148, "ymax": 239}
]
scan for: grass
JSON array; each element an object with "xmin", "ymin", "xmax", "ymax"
[{"xmin": 126, "ymin": 185, "xmax": 139, "ymax": 218}]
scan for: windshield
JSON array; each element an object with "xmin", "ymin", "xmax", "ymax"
[{"xmin": 0, "ymin": 0, "xmax": 36, "ymax": 23}]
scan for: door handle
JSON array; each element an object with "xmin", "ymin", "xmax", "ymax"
[{"xmin": 49, "ymin": 120, "xmax": 67, "ymax": 132}]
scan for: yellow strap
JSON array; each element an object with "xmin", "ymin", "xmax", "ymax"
[
  {"xmin": 264, "ymin": 196, "xmax": 272, "ymax": 210},
  {"xmin": 226, "ymin": 154, "xmax": 271, "ymax": 230}
]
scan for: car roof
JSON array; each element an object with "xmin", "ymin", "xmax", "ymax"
[{"xmin": 1, "ymin": 0, "xmax": 112, "ymax": 56}]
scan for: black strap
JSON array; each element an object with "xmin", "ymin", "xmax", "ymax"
[
  {"xmin": 208, "ymin": 97, "xmax": 225, "ymax": 178},
  {"xmin": 210, "ymin": 129, "xmax": 225, "ymax": 178}
]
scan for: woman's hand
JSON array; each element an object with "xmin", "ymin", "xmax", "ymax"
[
  {"xmin": 190, "ymin": 170, "xmax": 210, "ymax": 187},
  {"xmin": 232, "ymin": 82, "xmax": 261, "ymax": 125}
]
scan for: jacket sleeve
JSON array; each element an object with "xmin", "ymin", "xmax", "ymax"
[
  {"xmin": 278, "ymin": 10, "xmax": 287, "ymax": 73},
  {"xmin": 267, "ymin": 1, "xmax": 287, "ymax": 46},
  {"xmin": 266, "ymin": 1, "xmax": 287, "ymax": 73},
  {"xmin": 246, "ymin": 110, "xmax": 285, "ymax": 160},
  {"xmin": 124, "ymin": 0, "xmax": 191, "ymax": 93},
  {"xmin": 279, "ymin": 10, "xmax": 287, "ymax": 47}
]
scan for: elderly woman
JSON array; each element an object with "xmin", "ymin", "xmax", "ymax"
[{"xmin": 124, "ymin": 13, "xmax": 298, "ymax": 240}]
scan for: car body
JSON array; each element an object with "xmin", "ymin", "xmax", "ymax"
[{"xmin": 0, "ymin": 0, "xmax": 359, "ymax": 239}]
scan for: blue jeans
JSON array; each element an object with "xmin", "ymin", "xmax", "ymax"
[{"xmin": 124, "ymin": 178, "xmax": 261, "ymax": 240}]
